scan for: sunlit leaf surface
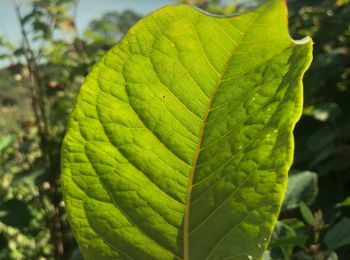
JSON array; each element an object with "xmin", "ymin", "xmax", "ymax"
[{"xmin": 61, "ymin": 0, "xmax": 312, "ymax": 259}]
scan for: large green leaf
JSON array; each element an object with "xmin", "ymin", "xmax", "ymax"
[{"xmin": 61, "ymin": 1, "xmax": 312, "ymax": 259}]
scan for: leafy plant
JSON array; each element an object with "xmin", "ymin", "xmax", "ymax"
[
  {"xmin": 268, "ymin": 1, "xmax": 350, "ymax": 258},
  {"xmin": 61, "ymin": 0, "xmax": 312, "ymax": 259},
  {"xmin": 0, "ymin": 0, "xmax": 141, "ymax": 258},
  {"xmin": 282, "ymin": 171, "xmax": 318, "ymax": 210}
]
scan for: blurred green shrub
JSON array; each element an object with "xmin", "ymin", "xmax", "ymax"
[{"xmin": 0, "ymin": 0, "xmax": 140, "ymax": 259}]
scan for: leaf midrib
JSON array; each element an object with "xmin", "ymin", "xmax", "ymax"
[{"xmin": 182, "ymin": 6, "xmax": 269, "ymax": 259}]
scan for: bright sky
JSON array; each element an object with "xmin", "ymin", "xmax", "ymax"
[
  {"xmin": 75, "ymin": 0, "xmax": 176, "ymax": 34},
  {"xmin": 0, "ymin": 0, "xmax": 176, "ymax": 67},
  {"xmin": 0, "ymin": 0, "xmax": 176, "ymax": 43}
]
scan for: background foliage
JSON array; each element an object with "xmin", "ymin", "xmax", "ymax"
[{"xmin": 0, "ymin": 0, "xmax": 349, "ymax": 259}]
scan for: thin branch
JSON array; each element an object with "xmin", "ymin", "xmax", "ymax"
[
  {"xmin": 12, "ymin": 0, "xmax": 51, "ymax": 170},
  {"xmin": 11, "ymin": 1, "xmax": 65, "ymax": 259}
]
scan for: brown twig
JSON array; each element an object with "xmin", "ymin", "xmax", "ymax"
[
  {"xmin": 11, "ymin": 1, "xmax": 64, "ymax": 259},
  {"xmin": 11, "ymin": 0, "xmax": 51, "ymax": 168}
]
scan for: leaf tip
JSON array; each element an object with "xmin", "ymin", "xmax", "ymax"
[{"xmin": 293, "ymin": 35, "xmax": 313, "ymax": 44}]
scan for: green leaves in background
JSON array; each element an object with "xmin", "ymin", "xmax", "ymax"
[
  {"xmin": 335, "ymin": 197, "xmax": 350, "ymax": 208},
  {"xmin": 264, "ymin": 220, "xmax": 307, "ymax": 260},
  {"xmin": 283, "ymin": 171, "xmax": 318, "ymax": 210},
  {"xmin": 0, "ymin": 135, "xmax": 16, "ymax": 173},
  {"xmin": 299, "ymin": 201, "xmax": 316, "ymax": 226},
  {"xmin": 61, "ymin": 0, "xmax": 312, "ymax": 259},
  {"xmin": 0, "ymin": 135, "xmax": 16, "ymax": 153},
  {"xmin": 0, "ymin": 200, "xmax": 32, "ymax": 229},
  {"xmin": 324, "ymin": 218, "xmax": 350, "ymax": 251}
]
